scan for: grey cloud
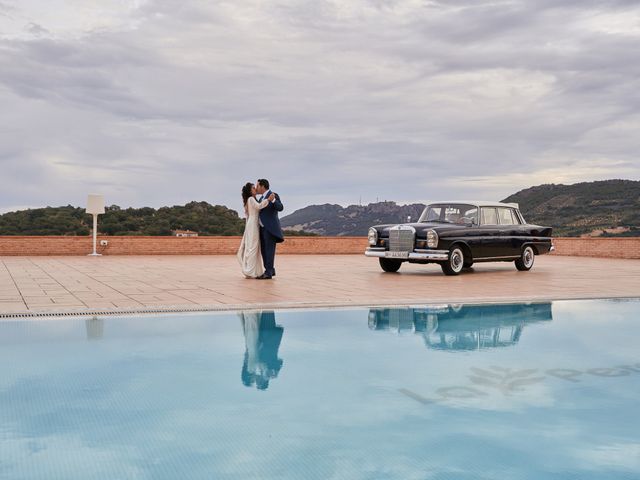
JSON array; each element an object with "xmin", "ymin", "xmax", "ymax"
[
  {"xmin": 24, "ymin": 22, "xmax": 48, "ymax": 36},
  {"xmin": 0, "ymin": 2, "xmax": 13, "ymax": 14},
  {"xmin": 0, "ymin": 0, "xmax": 639, "ymax": 214},
  {"xmin": 0, "ymin": 39, "xmax": 150, "ymax": 116}
]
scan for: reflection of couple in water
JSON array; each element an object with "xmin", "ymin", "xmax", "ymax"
[{"xmin": 239, "ymin": 311, "xmax": 284, "ymax": 390}]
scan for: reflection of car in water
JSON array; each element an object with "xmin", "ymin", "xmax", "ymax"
[{"xmin": 368, "ymin": 303, "xmax": 552, "ymax": 351}]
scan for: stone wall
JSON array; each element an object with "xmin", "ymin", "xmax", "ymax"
[{"xmin": 0, "ymin": 236, "xmax": 638, "ymax": 258}]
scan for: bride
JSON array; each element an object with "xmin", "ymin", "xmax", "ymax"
[{"xmin": 237, "ymin": 182, "xmax": 275, "ymax": 278}]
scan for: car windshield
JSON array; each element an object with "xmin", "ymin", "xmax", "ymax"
[{"xmin": 419, "ymin": 204, "xmax": 478, "ymax": 225}]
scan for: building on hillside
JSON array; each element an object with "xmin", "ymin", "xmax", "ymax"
[{"xmin": 173, "ymin": 230, "xmax": 198, "ymax": 237}]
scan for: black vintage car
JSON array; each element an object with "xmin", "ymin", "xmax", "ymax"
[{"xmin": 365, "ymin": 201, "xmax": 553, "ymax": 275}]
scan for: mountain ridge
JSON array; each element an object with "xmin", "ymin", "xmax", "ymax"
[
  {"xmin": 1, "ymin": 180, "xmax": 638, "ymax": 236},
  {"xmin": 281, "ymin": 179, "xmax": 640, "ymax": 237}
]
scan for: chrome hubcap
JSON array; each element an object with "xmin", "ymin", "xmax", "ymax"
[
  {"xmin": 451, "ymin": 249, "xmax": 463, "ymax": 272},
  {"xmin": 523, "ymin": 247, "xmax": 534, "ymax": 267}
]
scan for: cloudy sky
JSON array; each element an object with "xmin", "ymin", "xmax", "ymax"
[{"xmin": 1, "ymin": 0, "xmax": 639, "ymax": 216}]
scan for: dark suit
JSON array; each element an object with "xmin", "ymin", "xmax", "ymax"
[{"xmin": 259, "ymin": 191, "xmax": 284, "ymax": 276}]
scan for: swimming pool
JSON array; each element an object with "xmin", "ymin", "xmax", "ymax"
[{"xmin": 1, "ymin": 299, "xmax": 639, "ymax": 479}]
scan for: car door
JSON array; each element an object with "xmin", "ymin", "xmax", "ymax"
[
  {"xmin": 497, "ymin": 207, "xmax": 521, "ymax": 256},
  {"xmin": 507, "ymin": 208, "xmax": 533, "ymax": 253},
  {"xmin": 477, "ymin": 207, "xmax": 501, "ymax": 257}
]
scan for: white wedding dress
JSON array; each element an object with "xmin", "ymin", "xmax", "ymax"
[{"xmin": 237, "ymin": 196, "xmax": 270, "ymax": 278}]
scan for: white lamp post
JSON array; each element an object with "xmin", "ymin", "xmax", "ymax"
[{"xmin": 86, "ymin": 194, "xmax": 105, "ymax": 256}]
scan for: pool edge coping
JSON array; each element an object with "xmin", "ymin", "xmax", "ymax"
[{"xmin": 1, "ymin": 294, "xmax": 639, "ymax": 321}]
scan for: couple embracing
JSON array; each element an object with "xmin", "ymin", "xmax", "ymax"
[{"xmin": 237, "ymin": 179, "xmax": 284, "ymax": 280}]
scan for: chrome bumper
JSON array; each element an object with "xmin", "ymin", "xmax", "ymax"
[{"xmin": 365, "ymin": 247, "xmax": 449, "ymax": 261}]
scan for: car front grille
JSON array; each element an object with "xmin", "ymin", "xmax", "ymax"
[
  {"xmin": 388, "ymin": 228, "xmax": 415, "ymax": 252},
  {"xmin": 387, "ymin": 308, "xmax": 414, "ymax": 332}
]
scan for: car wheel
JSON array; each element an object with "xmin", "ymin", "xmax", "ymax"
[
  {"xmin": 515, "ymin": 245, "xmax": 535, "ymax": 271},
  {"xmin": 379, "ymin": 258, "xmax": 402, "ymax": 273},
  {"xmin": 441, "ymin": 247, "xmax": 465, "ymax": 276}
]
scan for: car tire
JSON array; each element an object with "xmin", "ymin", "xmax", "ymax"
[
  {"xmin": 515, "ymin": 245, "xmax": 535, "ymax": 271},
  {"xmin": 441, "ymin": 247, "xmax": 465, "ymax": 276},
  {"xmin": 379, "ymin": 258, "xmax": 402, "ymax": 273}
]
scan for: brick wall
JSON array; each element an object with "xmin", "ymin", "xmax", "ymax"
[
  {"xmin": 0, "ymin": 236, "xmax": 638, "ymax": 258},
  {"xmin": 0, "ymin": 236, "xmax": 369, "ymax": 256},
  {"xmin": 551, "ymin": 237, "xmax": 640, "ymax": 259}
]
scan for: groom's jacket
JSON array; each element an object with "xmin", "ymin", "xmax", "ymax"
[{"xmin": 259, "ymin": 191, "xmax": 285, "ymax": 243}]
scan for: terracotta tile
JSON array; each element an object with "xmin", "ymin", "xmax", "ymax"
[
  {"xmin": 0, "ymin": 254, "xmax": 638, "ymax": 315},
  {"xmin": 0, "ymin": 303, "xmax": 28, "ymax": 311}
]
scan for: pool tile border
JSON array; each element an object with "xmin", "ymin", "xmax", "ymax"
[{"xmin": 1, "ymin": 295, "xmax": 638, "ymax": 321}]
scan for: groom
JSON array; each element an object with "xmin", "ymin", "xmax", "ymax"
[{"xmin": 256, "ymin": 179, "xmax": 284, "ymax": 280}]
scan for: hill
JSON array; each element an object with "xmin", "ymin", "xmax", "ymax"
[
  {"xmin": 280, "ymin": 201, "xmax": 426, "ymax": 236},
  {"xmin": 280, "ymin": 180, "xmax": 640, "ymax": 236},
  {"xmin": 0, "ymin": 201, "xmax": 319, "ymax": 236},
  {"xmin": 1, "ymin": 180, "xmax": 637, "ymax": 237},
  {"xmin": 501, "ymin": 179, "xmax": 640, "ymax": 236},
  {"xmin": 0, "ymin": 202, "xmax": 246, "ymax": 236}
]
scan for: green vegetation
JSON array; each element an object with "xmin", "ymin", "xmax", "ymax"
[
  {"xmin": 501, "ymin": 179, "xmax": 640, "ymax": 236},
  {"xmin": 98, "ymin": 202, "xmax": 245, "ymax": 236},
  {"xmin": 282, "ymin": 229, "xmax": 319, "ymax": 236},
  {"xmin": 0, "ymin": 205, "xmax": 91, "ymax": 236},
  {"xmin": 0, "ymin": 201, "xmax": 319, "ymax": 236},
  {"xmin": 2, "ymin": 180, "xmax": 638, "ymax": 237},
  {"xmin": 0, "ymin": 202, "xmax": 245, "ymax": 236},
  {"xmin": 280, "ymin": 180, "xmax": 640, "ymax": 237}
]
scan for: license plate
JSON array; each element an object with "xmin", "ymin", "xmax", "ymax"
[{"xmin": 386, "ymin": 251, "xmax": 409, "ymax": 259}]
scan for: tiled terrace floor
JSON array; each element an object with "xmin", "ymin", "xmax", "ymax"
[{"xmin": 0, "ymin": 255, "xmax": 638, "ymax": 315}]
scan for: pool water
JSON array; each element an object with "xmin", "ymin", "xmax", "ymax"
[{"xmin": 1, "ymin": 299, "xmax": 639, "ymax": 479}]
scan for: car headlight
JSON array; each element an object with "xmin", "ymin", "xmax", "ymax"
[
  {"xmin": 368, "ymin": 227, "xmax": 378, "ymax": 246},
  {"xmin": 426, "ymin": 229, "xmax": 438, "ymax": 248}
]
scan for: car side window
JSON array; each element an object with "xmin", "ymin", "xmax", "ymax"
[
  {"xmin": 511, "ymin": 209, "xmax": 522, "ymax": 224},
  {"xmin": 480, "ymin": 207, "xmax": 498, "ymax": 225},
  {"xmin": 426, "ymin": 207, "xmax": 441, "ymax": 222},
  {"xmin": 464, "ymin": 207, "xmax": 478, "ymax": 225},
  {"xmin": 498, "ymin": 208, "xmax": 515, "ymax": 225}
]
